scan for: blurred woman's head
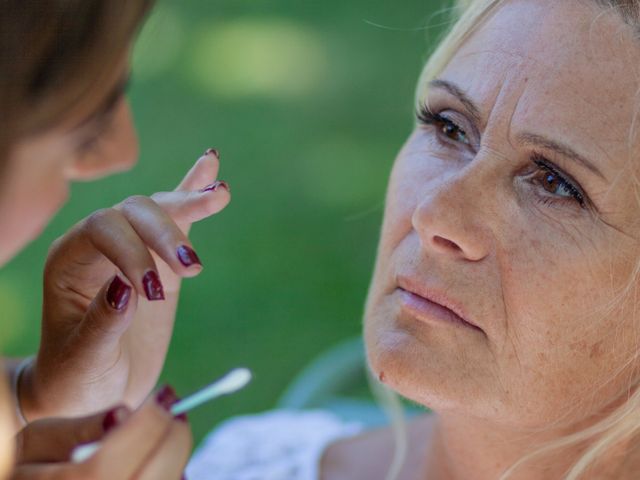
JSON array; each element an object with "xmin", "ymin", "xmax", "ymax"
[
  {"xmin": 364, "ymin": 0, "xmax": 640, "ymax": 477},
  {"xmin": 0, "ymin": 0, "xmax": 154, "ymax": 266},
  {"xmin": 0, "ymin": 2, "xmax": 153, "ymax": 475}
]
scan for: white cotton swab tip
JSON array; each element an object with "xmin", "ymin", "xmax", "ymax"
[
  {"xmin": 171, "ymin": 367, "xmax": 252, "ymax": 416},
  {"xmin": 71, "ymin": 367, "xmax": 253, "ymax": 464}
]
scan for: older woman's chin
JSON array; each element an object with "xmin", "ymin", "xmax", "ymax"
[
  {"xmin": 363, "ymin": 316, "xmax": 604, "ymax": 431},
  {"xmin": 363, "ymin": 308, "xmax": 518, "ymax": 423},
  {"xmin": 366, "ymin": 335, "xmax": 434, "ymax": 395},
  {"xmin": 364, "ymin": 313, "xmax": 474, "ymax": 405}
]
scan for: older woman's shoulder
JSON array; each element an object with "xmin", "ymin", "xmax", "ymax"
[{"xmin": 186, "ymin": 409, "xmax": 364, "ymax": 480}]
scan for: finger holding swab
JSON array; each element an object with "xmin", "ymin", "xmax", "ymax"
[{"xmin": 71, "ymin": 367, "xmax": 253, "ymax": 463}]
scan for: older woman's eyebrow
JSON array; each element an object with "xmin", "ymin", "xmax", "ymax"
[
  {"xmin": 517, "ymin": 133, "xmax": 606, "ymax": 181},
  {"xmin": 428, "ymin": 78, "xmax": 482, "ymax": 126},
  {"xmin": 428, "ymin": 78, "xmax": 607, "ymax": 182}
]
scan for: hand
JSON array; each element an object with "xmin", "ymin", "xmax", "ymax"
[
  {"xmin": 12, "ymin": 391, "xmax": 192, "ymax": 479},
  {"xmin": 20, "ymin": 150, "xmax": 230, "ymax": 420}
]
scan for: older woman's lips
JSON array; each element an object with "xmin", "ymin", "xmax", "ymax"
[{"xmin": 396, "ymin": 287, "xmax": 482, "ymax": 332}]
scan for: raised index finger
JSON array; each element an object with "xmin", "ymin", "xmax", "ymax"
[{"xmin": 176, "ymin": 149, "xmax": 220, "ymax": 192}]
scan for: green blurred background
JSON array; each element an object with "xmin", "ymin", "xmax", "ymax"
[{"xmin": 0, "ymin": 0, "xmax": 449, "ymax": 444}]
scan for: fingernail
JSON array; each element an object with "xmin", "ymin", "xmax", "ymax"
[
  {"xmin": 203, "ymin": 148, "xmax": 219, "ymax": 159},
  {"xmin": 103, "ymin": 406, "xmax": 128, "ymax": 433},
  {"xmin": 106, "ymin": 275, "xmax": 131, "ymax": 311},
  {"xmin": 176, "ymin": 412, "xmax": 188, "ymax": 423},
  {"xmin": 155, "ymin": 385, "xmax": 179, "ymax": 412},
  {"xmin": 142, "ymin": 271, "xmax": 165, "ymax": 301},
  {"xmin": 201, "ymin": 180, "xmax": 230, "ymax": 193},
  {"xmin": 177, "ymin": 245, "xmax": 202, "ymax": 268}
]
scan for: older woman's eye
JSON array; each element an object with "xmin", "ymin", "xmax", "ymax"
[
  {"xmin": 531, "ymin": 156, "xmax": 586, "ymax": 208},
  {"xmin": 416, "ymin": 107, "xmax": 470, "ymax": 145}
]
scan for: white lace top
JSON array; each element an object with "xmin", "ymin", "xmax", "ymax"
[{"xmin": 186, "ymin": 409, "xmax": 364, "ymax": 480}]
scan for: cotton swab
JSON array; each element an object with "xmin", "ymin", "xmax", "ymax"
[
  {"xmin": 171, "ymin": 368, "xmax": 251, "ymax": 416},
  {"xmin": 71, "ymin": 367, "xmax": 252, "ymax": 463}
]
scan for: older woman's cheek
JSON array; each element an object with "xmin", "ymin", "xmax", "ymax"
[
  {"xmin": 379, "ymin": 155, "xmax": 422, "ymax": 257},
  {"xmin": 382, "ymin": 129, "xmax": 460, "ymax": 253}
]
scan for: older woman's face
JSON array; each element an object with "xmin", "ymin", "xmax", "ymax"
[{"xmin": 365, "ymin": 0, "xmax": 640, "ymax": 429}]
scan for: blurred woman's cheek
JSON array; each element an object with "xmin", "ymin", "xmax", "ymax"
[
  {"xmin": 0, "ymin": 100, "xmax": 138, "ymax": 265},
  {"xmin": 0, "ymin": 140, "xmax": 69, "ymax": 266}
]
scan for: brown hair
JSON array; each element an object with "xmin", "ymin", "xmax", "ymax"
[{"xmin": 0, "ymin": 0, "xmax": 154, "ymax": 163}]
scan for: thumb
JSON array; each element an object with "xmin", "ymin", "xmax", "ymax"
[
  {"xmin": 72, "ymin": 275, "xmax": 138, "ymax": 363},
  {"xmin": 15, "ymin": 406, "xmax": 131, "ymax": 464}
]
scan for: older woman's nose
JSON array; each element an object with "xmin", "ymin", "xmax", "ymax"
[{"xmin": 411, "ymin": 171, "xmax": 493, "ymax": 262}]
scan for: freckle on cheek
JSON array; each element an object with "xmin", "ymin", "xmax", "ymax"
[
  {"xmin": 590, "ymin": 340, "xmax": 603, "ymax": 359},
  {"xmin": 570, "ymin": 340, "xmax": 587, "ymax": 353}
]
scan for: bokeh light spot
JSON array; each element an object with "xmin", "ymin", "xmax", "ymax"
[
  {"xmin": 188, "ymin": 18, "xmax": 329, "ymax": 99},
  {"xmin": 133, "ymin": 5, "xmax": 186, "ymax": 80}
]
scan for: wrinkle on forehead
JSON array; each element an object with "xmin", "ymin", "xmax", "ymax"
[{"xmin": 435, "ymin": 0, "xmax": 640, "ymax": 177}]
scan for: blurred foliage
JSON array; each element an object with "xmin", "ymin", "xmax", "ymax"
[{"xmin": 0, "ymin": 0, "xmax": 451, "ymax": 444}]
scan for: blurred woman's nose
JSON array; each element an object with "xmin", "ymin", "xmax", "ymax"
[
  {"xmin": 411, "ymin": 164, "xmax": 494, "ymax": 262},
  {"xmin": 66, "ymin": 101, "xmax": 139, "ymax": 181}
]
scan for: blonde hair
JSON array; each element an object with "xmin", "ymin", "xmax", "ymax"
[{"xmin": 371, "ymin": 1, "xmax": 640, "ymax": 479}]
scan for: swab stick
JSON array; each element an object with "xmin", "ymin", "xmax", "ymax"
[{"xmin": 71, "ymin": 368, "xmax": 252, "ymax": 463}]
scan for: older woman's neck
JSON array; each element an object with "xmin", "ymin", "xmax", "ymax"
[{"xmin": 423, "ymin": 412, "xmax": 640, "ymax": 480}]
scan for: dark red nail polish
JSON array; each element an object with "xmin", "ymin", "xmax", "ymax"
[
  {"xmin": 177, "ymin": 245, "xmax": 202, "ymax": 268},
  {"xmin": 103, "ymin": 407, "xmax": 127, "ymax": 433},
  {"xmin": 203, "ymin": 148, "xmax": 219, "ymax": 159},
  {"xmin": 106, "ymin": 275, "xmax": 131, "ymax": 310},
  {"xmin": 143, "ymin": 271, "xmax": 164, "ymax": 301},
  {"xmin": 176, "ymin": 412, "xmax": 188, "ymax": 423},
  {"xmin": 201, "ymin": 180, "xmax": 230, "ymax": 193},
  {"xmin": 155, "ymin": 385, "xmax": 179, "ymax": 412}
]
